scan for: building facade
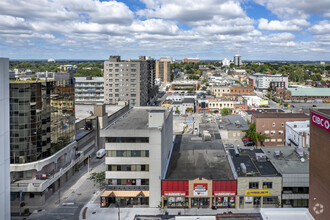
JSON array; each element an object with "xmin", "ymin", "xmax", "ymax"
[
  {"xmin": 234, "ymin": 55, "xmax": 242, "ymax": 66},
  {"xmin": 155, "ymin": 61, "xmax": 171, "ymax": 83},
  {"xmin": 104, "ymin": 56, "xmax": 157, "ymax": 106},
  {"xmin": 251, "ymin": 113, "xmax": 309, "ymax": 146},
  {"xmin": 228, "ymin": 149, "xmax": 282, "ymax": 209},
  {"xmin": 9, "ymin": 75, "xmax": 84, "ymax": 214},
  {"xmin": 208, "ymin": 100, "xmax": 234, "ymax": 113},
  {"xmin": 183, "ymin": 58, "xmax": 200, "ymax": 63},
  {"xmin": 212, "ymin": 86, "xmax": 253, "ymax": 98},
  {"xmin": 309, "ymin": 108, "xmax": 330, "ymax": 220},
  {"xmin": 285, "ymin": 121, "xmax": 310, "ymax": 148},
  {"xmin": 0, "ymin": 58, "xmax": 10, "ymax": 220},
  {"xmin": 249, "ymin": 73, "xmax": 288, "ymax": 90},
  {"xmin": 100, "ymin": 107, "xmax": 173, "ymax": 208},
  {"xmin": 75, "ymin": 77, "xmax": 104, "ymax": 103},
  {"xmin": 276, "ymin": 87, "xmax": 330, "ymax": 103}
]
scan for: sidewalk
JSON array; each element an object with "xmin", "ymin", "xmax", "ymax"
[{"xmin": 80, "ymin": 203, "xmax": 261, "ymax": 220}]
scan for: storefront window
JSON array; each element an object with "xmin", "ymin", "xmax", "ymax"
[
  {"xmin": 166, "ymin": 197, "xmax": 188, "ymax": 207},
  {"xmin": 213, "ymin": 197, "xmax": 235, "ymax": 208}
]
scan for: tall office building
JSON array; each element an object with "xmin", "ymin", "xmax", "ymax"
[
  {"xmin": 0, "ymin": 58, "xmax": 10, "ymax": 220},
  {"xmin": 9, "ymin": 74, "xmax": 77, "ymax": 214},
  {"xmin": 155, "ymin": 61, "xmax": 171, "ymax": 83},
  {"xmin": 104, "ymin": 56, "xmax": 158, "ymax": 106},
  {"xmin": 234, "ymin": 55, "xmax": 242, "ymax": 66},
  {"xmin": 309, "ymin": 108, "xmax": 330, "ymax": 220},
  {"xmin": 100, "ymin": 107, "xmax": 173, "ymax": 208},
  {"xmin": 10, "ymin": 78, "xmax": 75, "ymax": 163}
]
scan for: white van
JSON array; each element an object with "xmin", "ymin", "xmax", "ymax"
[{"xmin": 96, "ymin": 149, "xmax": 106, "ymax": 159}]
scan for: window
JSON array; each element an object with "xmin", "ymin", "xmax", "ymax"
[
  {"xmin": 281, "ymin": 122, "xmax": 284, "ymax": 127},
  {"xmin": 107, "ymin": 137, "xmax": 149, "ymax": 143},
  {"xmin": 131, "ymin": 69, "xmax": 136, "ymax": 72},
  {"xmin": 131, "ymin": 74, "xmax": 136, "ymax": 77},
  {"xmin": 278, "ymin": 130, "xmax": 283, "ymax": 134},
  {"xmin": 263, "ymin": 197, "xmax": 277, "ymax": 205},
  {"xmin": 271, "ymin": 139, "xmax": 276, "ymax": 142},
  {"xmin": 272, "ymin": 122, "xmax": 276, "ymax": 127},
  {"xmin": 264, "ymin": 130, "xmax": 269, "ymax": 134},
  {"xmin": 249, "ymin": 182, "xmax": 259, "ymax": 189},
  {"xmin": 263, "ymin": 182, "xmax": 272, "ymax": 189},
  {"xmin": 277, "ymin": 139, "xmax": 282, "ymax": 142}
]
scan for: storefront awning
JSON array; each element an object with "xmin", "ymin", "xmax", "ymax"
[{"xmin": 100, "ymin": 191, "xmax": 149, "ymax": 198}]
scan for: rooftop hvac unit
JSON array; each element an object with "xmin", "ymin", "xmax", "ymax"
[
  {"xmin": 240, "ymin": 163, "xmax": 247, "ymax": 174},
  {"xmin": 255, "ymin": 153, "xmax": 267, "ymax": 162}
]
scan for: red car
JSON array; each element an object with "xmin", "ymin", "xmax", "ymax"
[{"xmin": 242, "ymin": 137, "xmax": 251, "ymax": 142}]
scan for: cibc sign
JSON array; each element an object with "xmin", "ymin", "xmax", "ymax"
[{"xmin": 311, "ymin": 112, "xmax": 330, "ymax": 133}]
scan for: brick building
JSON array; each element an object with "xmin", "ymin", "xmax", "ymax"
[
  {"xmin": 251, "ymin": 112, "xmax": 309, "ymax": 146},
  {"xmin": 309, "ymin": 108, "xmax": 330, "ymax": 220},
  {"xmin": 212, "ymin": 86, "xmax": 253, "ymax": 99},
  {"xmin": 276, "ymin": 87, "xmax": 330, "ymax": 102}
]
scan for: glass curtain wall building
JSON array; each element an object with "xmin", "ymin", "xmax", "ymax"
[{"xmin": 10, "ymin": 79, "xmax": 75, "ymax": 164}]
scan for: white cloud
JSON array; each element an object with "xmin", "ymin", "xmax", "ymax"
[
  {"xmin": 137, "ymin": 0, "xmax": 245, "ymax": 24},
  {"xmin": 254, "ymin": 0, "xmax": 330, "ymax": 19},
  {"xmin": 308, "ymin": 20, "xmax": 330, "ymax": 35},
  {"xmin": 258, "ymin": 18, "xmax": 303, "ymax": 31}
]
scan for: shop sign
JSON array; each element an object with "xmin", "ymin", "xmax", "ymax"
[
  {"xmin": 193, "ymin": 183, "xmax": 208, "ymax": 196},
  {"xmin": 164, "ymin": 191, "xmax": 186, "ymax": 196},
  {"xmin": 311, "ymin": 112, "xmax": 330, "ymax": 133},
  {"xmin": 245, "ymin": 190, "xmax": 269, "ymax": 196},
  {"xmin": 214, "ymin": 192, "xmax": 236, "ymax": 196}
]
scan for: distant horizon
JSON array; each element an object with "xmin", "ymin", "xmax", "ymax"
[{"xmin": 8, "ymin": 58, "xmax": 330, "ymax": 63}]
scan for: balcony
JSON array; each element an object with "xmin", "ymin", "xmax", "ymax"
[{"xmin": 10, "ymin": 153, "xmax": 84, "ymax": 193}]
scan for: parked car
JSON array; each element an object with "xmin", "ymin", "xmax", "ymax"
[
  {"xmin": 243, "ymin": 140, "xmax": 255, "ymax": 146},
  {"xmin": 225, "ymin": 143, "xmax": 234, "ymax": 148},
  {"xmin": 242, "ymin": 137, "xmax": 251, "ymax": 142},
  {"xmin": 312, "ymin": 105, "xmax": 317, "ymax": 107},
  {"xmin": 96, "ymin": 149, "xmax": 106, "ymax": 158}
]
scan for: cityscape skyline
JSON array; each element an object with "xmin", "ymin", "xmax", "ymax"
[{"xmin": 0, "ymin": 0, "xmax": 330, "ymax": 60}]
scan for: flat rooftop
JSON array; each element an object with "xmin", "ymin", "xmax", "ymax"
[
  {"xmin": 252, "ymin": 112, "xmax": 309, "ymax": 119},
  {"xmin": 262, "ymin": 147, "xmax": 309, "ymax": 174},
  {"xmin": 218, "ymin": 115, "xmax": 249, "ymax": 131},
  {"xmin": 313, "ymin": 108, "xmax": 330, "ymax": 117},
  {"xmin": 75, "ymin": 104, "xmax": 124, "ymax": 122},
  {"xmin": 228, "ymin": 149, "xmax": 280, "ymax": 177},
  {"xmin": 165, "ymin": 119, "xmax": 234, "ymax": 180},
  {"xmin": 105, "ymin": 107, "xmax": 170, "ymax": 130},
  {"xmin": 245, "ymin": 109, "xmax": 284, "ymax": 115}
]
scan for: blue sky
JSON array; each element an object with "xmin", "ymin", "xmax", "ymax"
[{"xmin": 0, "ymin": 0, "xmax": 330, "ymax": 60}]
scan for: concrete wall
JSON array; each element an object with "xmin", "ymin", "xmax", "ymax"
[{"xmin": 0, "ymin": 58, "xmax": 10, "ymax": 220}]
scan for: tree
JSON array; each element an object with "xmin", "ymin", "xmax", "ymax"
[
  {"xmin": 244, "ymin": 123, "xmax": 268, "ymax": 146},
  {"xmin": 175, "ymin": 107, "xmax": 180, "ymax": 114},
  {"xmin": 221, "ymin": 108, "xmax": 231, "ymax": 116},
  {"xmin": 89, "ymin": 171, "xmax": 105, "ymax": 189}
]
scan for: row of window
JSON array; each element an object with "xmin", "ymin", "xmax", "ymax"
[
  {"xmin": 108, "ymin": 164, "xmax": 149, "ymax": 171},
  {"xmin": 264, "ymin": 130, "xmax": 284, "ymax": 135},
  {"xmin": 105, "ymin": 63, "xmax": 137, "ymax": 67},
  {"xmin": 249, "ymin": 182, "xmax": 272, "ymax": 189},
  {"xmin": 106, "ymin": 150, "xmax": 149, "ymax": 157},
  {"xmin": 108, "ymin": 94, "xmax": 136, "ymax": 97},
  {"xmin": 209, "ymin": 103, "xmax": 233, "ymax": 108},
  {"xmin": 262, "ymin": 122, "xmax": 285, "ymax": 128},
  {"xmin": 265, "ymin": 138, "xmax": 283, "ymax": 142},
  {"xmin": 108, "ymin": 178, "xmax": 148, "ymax": 186},
  {"xmin": 107, "ymin": 137, "xmax": 149, "ymax": 143}
]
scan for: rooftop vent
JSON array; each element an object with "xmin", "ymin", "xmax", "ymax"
[
  {"xmin": 255, "ymin": 153, "xmax": 267, "ymax": 162},
  {"xmin": 240, "ymin": 163, "xmax": 247, "ymax": 174}
]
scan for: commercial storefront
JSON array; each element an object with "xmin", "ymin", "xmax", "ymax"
[
  {"xmin": 162, "ymin": 179, "xmax": 237, "ymax": 209},
  {"xmin": 100, "ymin": 191, "xmax": 149, "ymax": 207},
  {"xmin": 162, "ymin": 181, "xmax": 189, "ymax": 208}
]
